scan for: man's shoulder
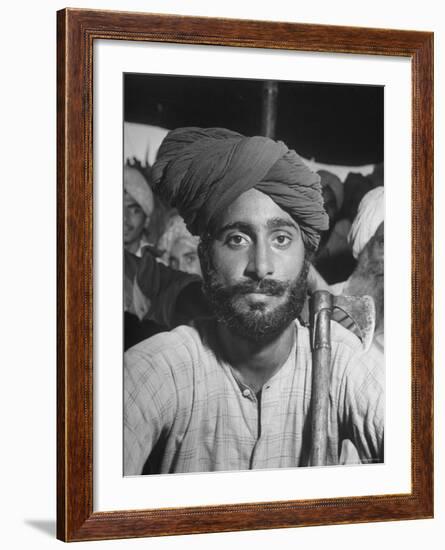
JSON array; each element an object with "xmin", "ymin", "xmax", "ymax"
[
  {"xmin": 330, "ymin": 320, "xmax": 384, "ymax": 386},
  {"xmin": 125, "ymin": 324, "xmax": 205, "ymax": 365},
  {"xmin": 330, "ymin": 319, "xmax": 363, "ymax": 353},
  {"xmin": 124, "ymin": 324, "xmax": 219, "ymax": 395},
  {"xmin": 301, "ymin": 318, "xmax": 381, "ymax": 375}
]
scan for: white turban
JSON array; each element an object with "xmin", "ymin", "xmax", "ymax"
[
  {"xmin": 123, "ymin": 165, "xmax": 154, "ymax": 218},
  {"xmin": 157, "ymin": 214, "xmax": 200, "ymax": 265},
  {"xmin": 348, "ymin": 186, "xmax": 384, "ymax": 259}
]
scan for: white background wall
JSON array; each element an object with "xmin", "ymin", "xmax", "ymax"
[{"xmin": 0, "ymin": 1, "xmax": 442, "ymax": 548}]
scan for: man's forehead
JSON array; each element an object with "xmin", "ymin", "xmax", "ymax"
[{"xmin": 214, "ymin": 188, "xmax": 297, "ymax": 229}]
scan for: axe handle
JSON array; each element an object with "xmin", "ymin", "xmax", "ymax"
[{"xmin": 309, "ymin": 292, "xmax": 333, "ymax": 466}]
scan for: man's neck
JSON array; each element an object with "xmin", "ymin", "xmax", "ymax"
[{"xmin": 216, "ymin": 323, "xmax": 296, "ymax": 393}]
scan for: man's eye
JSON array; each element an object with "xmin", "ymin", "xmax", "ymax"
[
  {"xmin": 273, "ymin": 234, "xmax": 292, "ymax": 248},
  {"xmin": 226, "ymin": 234, "xmax": 249, "ymax": 247}
]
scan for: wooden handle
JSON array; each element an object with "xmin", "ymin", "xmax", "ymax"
[{"xmin": 309, "ymin": 291, "xmax": 333, "ymax": 466}]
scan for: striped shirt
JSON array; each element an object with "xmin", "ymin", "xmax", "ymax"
[{"xmin": 124, "ymin": 320, "xmax": 384, "ymax": 475}]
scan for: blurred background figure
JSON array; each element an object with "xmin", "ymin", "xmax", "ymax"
[
  {"xmin": 340, "ymin": 171, "xmax": 375, "ymax": 225},
  {"xmin": 332, "ymin": 186, "xmax": 385, "ymax": 352},
  {"xmin": 309, "ymin": 185, "xmax": 384, "ymax": 355},
  {"xmin": 123, "ymin": 165, "xmax": 155, "ymax": 256},
  {"xmin": 347, "ymin": 185, "xmax": 384, "ymax": 265},
  {"xmin": 124, "ymin": 164, "xmax": 171, "ymax": 349},
  {"xmin": 314, "ymin": 170, "xmax": 353, "ymax": 283},
  {"xmin": 330, "ymin": 186, "xmax": 384, "ymax": 465},
  {"xmin": 314, "ymin": 169, "xmax": 382, "ymax": 285},
  {"xmin": 157, "ymin": 215, "xmax": 202, "ymax": 277}
]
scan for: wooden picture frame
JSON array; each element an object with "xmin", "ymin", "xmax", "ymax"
[{"xmin": 57, "ymin": 8, "xmax": 433, "ymax": 542}]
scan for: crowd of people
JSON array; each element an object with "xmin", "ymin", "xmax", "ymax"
[{"xmin": 122, "ymin": 126, "xmax": 384, "ymax": 474}]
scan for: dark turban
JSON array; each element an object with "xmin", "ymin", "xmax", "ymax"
[{"xmin": 151, "ymin": 127, "xmax": 328, "ymax": 250}]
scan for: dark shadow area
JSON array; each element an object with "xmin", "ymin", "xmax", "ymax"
[
  {"xmin": 125, "ymin": 73, "xmax": 383, "ymax": 166},
  {"xmin": 24, "ymin": 519, "xmax": 56, "ymax": 538}
]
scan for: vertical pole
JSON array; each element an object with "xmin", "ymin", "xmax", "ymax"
[
  {"xmin": 309, "ymin": 290, "xmax": 333, "ymax": 466},
  {"xmin": 261, "ymin": 80, "xmax": 278, "ymax": 138}
]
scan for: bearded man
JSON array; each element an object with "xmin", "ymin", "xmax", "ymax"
[
  {"xmin": 332, "ymin": 187, "xmax": 385, "ymax": 357},
  {"xmin": 124, "ymin": 127, "xmax": 384, "ymax": 475}
]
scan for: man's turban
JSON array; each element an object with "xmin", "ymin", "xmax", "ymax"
[
  {"xmin": 151, "ymin": 127, "xmax": 328, "ymax": 250},
  {"xmin": 157, "ymin": 214, "xmax": 200, "ymax": 266},
  {"xmin": 348, "ymin": 186, "xmax": 384, "ymax": 259}
]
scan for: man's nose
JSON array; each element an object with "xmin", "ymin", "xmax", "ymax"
[{"xmin": 245, "ymin": 240, "xmax": 274, "ymax": 280}]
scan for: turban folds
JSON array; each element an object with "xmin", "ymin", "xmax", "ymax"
[
  {"xmin": 157, "ymin": 214, "xmax": 200, "ymax": 265},
  {"xmin": 348, "ymin": 186, "xmax": 384, "ymax": 259},
  {"xmin": 151, "ymin": 127, "xmax": 328, "ymax": 250}
]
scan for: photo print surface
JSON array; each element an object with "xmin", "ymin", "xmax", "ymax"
[{"xmin": 122, "ymin": 74, "xmax": 384, "ymax": 476}]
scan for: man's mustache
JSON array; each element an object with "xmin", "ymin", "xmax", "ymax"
[{"xmin": 220, "ymin": 278, "xmax": 290, "ymax": 298}]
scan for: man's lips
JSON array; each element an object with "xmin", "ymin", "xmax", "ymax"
[
  {"xmin": 239, "ymin": 289, "xmax": 284, "ymax": 298},
  {"xmin": 242, "ymin": 291, "xmax": 280, "ymax": 303},
  {"xmin": 208, "ymin": 278, "xmax": 290, "ymax": 302}
]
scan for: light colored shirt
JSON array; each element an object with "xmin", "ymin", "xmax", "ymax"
[{"xmin": 124, "ymin": 320, "xmax": 384, "ymax": 475}]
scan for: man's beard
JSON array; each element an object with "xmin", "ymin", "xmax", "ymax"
[{"xmin": 201, "ymin": 259, "xmax": 310, "ymax": 344}]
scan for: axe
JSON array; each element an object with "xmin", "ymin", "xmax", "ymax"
[{"xmin": 308, "ymin": 290, "xmax": 375, "ymax": 466}]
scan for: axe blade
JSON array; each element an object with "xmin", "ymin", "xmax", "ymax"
[{"xmin": 332, "ymin": 294, "xmax": 375, "ymax": 352}]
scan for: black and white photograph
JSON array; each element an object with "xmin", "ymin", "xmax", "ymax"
[
  {"xmin": 1, "ymin": 0, "xmax": 439, "ymax": 546},
  {"xmin": 122, "ymin": 74, "xmax": 385, "ymax": 476}
]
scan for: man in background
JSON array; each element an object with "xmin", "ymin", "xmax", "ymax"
[
  {"xmin": 158, "ymin": 215, "xmax": 202, "ymax": 276},
  {"xmin": 332, "ymin": 186, "xmax": 384, "ymax": 354},
  {"xmin": 123, "ymin": 165, "xmax": 155, "ymax": 256}
]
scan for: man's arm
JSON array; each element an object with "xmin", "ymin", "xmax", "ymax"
[{"xmin": 124, "ymin": 345, "xmax": 177, "ymax": 475}]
